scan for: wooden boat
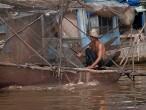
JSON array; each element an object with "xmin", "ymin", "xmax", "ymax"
[
  {"xmin": 0, "ymin": 62, "xmax": 121, "ymax": 88},
  {"xmin": 0, "ymin": 0, "xmax": 135, "ymax": 88}
]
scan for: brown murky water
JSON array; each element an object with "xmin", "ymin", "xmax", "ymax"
[{"xmin": 0, "ymin": 64, "xmax": 146, "ymax": 110}]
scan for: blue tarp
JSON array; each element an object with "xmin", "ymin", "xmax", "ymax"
[
  {"xmin": 120, "ymin": 0, "xmax": 140, "ymax": 6},
  {"xmin": 83, "ymin": 0, "xmax": 140, "ymax": 6}
]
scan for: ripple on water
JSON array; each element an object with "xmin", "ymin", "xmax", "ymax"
[{"xmin": 0, "ymin": 81, "xmax": 100, "ymax": 92}]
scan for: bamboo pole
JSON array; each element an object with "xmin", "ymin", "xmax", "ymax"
[
  {"xmin": 2, "ymin": 61, "xmax": 146, "ymax": 76},
  {"xmin": 58, "ymin": 0, "xmax": 64, "ymax": 76},
  {"xmin": 118, "ymin": 29, "xmax": 131, "ymax": 65},
  {"xmin": 0, "ymin": 61, "xmax": 120, "ymax": 75},
  {"xmin": 60, "ymin": 67, "xmax": 119, "ymax": 74},
  {"xmin": 131, "ymin": 27, "xmax": 134, "ymax": 72},
  {"xmin": 121, "ymin": 23, "xmax": 146, "ymax": 69},
  {"xmin": 105, "ymin": 53, "xmax": 121, "ymax": 69},
  {"xmin": 0, "ymin": 61, "xmax": 54, "ymax": 70}
]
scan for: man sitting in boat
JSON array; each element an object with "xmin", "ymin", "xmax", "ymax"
[{"xmin": 77, "ymin": 28, "xmax": 105, "ymax": 69}]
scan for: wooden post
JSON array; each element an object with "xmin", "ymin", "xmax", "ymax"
[
  {"xmin": 142, "ymin": 3, "xmax": 146, "ymax": 36},
  {"xmin": 40, "ymin": 15, "xmax": 45, "ymax": 38},
  {"xmin": 58, "ymin": 0, "xmax": 64, "ymax": 77},
  {"xmin": 143, "ymin": 12, "xmax": 146, "ymax": 36}
]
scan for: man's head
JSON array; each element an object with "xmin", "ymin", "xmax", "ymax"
[{"xmin": 89, "ymin": 28, "xmax": 99, "ymax": 38}]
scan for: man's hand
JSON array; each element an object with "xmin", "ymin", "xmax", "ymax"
[{"xmin": 76, "ymin": 52, "xmax": 82, "ymax": 57}]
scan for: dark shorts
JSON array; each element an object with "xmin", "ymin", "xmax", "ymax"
[{"xmin": 85, "ymin": 48, "xmax": 105, "ymax": 67}]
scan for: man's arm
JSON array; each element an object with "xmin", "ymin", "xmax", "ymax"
[
  {"xmin": 77, "ymin": 43, "xmax": 91, "ymax": 57},
  {"xmin": 76, "ymin": 51, "xmax": 85, "ymax": 57},
  {"xmin": 87, "ymin": 43, "xmax": 103, "ymax": 69}
]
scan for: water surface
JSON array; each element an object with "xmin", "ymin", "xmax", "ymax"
[{"xmin": 0, "ymin": 64, "xmax": 146, "ymax": 110}]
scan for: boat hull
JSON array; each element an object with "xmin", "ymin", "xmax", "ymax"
[{"xmin": 0, "ymin": 63, "xmax": 121, "ymax": 88}]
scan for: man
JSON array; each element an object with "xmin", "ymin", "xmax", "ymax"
[{"xmin": 77, "ymin": 28, "xmax": 106, "ymax": 69}]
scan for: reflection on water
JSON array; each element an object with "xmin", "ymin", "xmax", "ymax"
[{"xmin": 0, "ymin": 65, "xmax": 146, "ymax": 110}]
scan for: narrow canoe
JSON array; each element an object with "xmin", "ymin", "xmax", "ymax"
[{"xmin": 0, "ymin": 62, "xmax": 121, "ymax": 88}]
